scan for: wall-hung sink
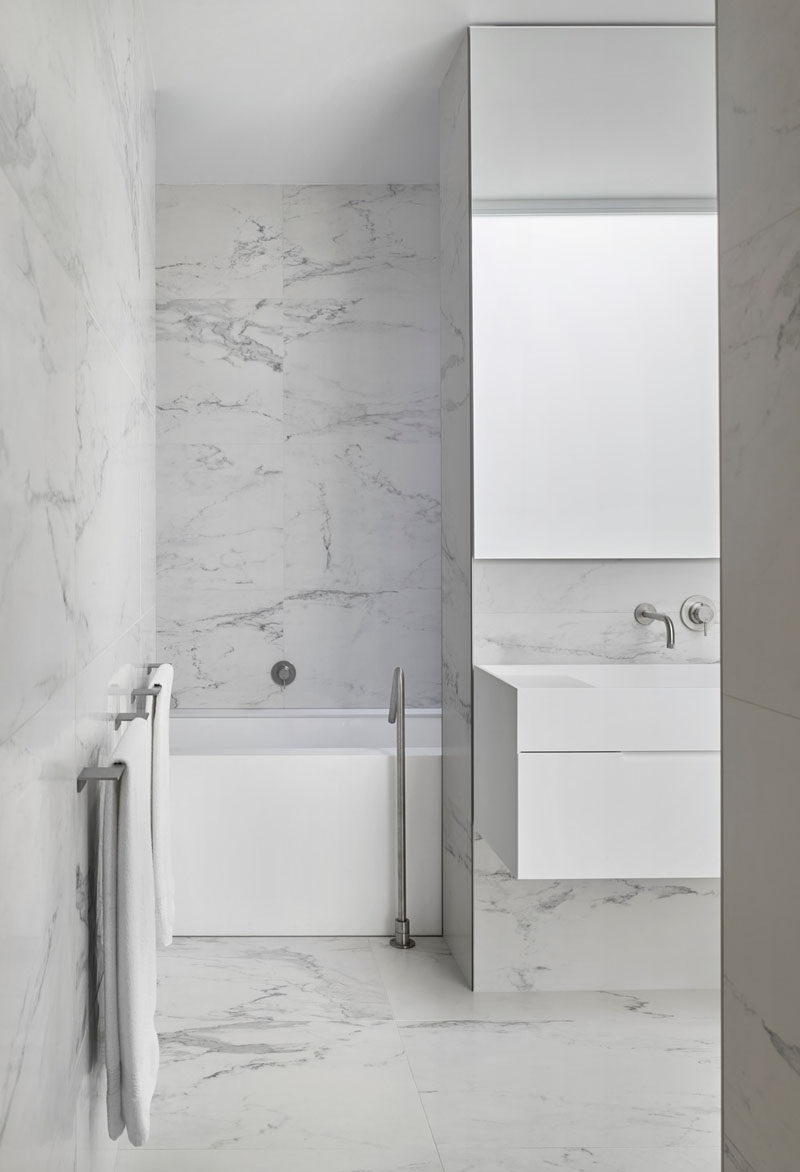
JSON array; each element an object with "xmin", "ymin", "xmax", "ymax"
[{"xmin": 474, "ymin": 664, "xmax": 720, "ymax": 881}]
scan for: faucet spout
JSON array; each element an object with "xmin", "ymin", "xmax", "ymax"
[{"xmin": 634, "ymin": 603, "xmax": 676, "ymax": 649}]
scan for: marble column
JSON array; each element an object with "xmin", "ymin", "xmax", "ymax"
[
  {"xmin": 440, "ymin": 33, "xmax": 474, "ymax": 985},
  {"xmin": 718, "ymin": 1, "xmax": 800, "ymax": 1167}
]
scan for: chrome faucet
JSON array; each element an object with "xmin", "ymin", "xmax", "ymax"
[{"xmin": 634, "ymin": 603, "xmax": 676, "ymax": 649}]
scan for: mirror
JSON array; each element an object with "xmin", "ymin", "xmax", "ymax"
[{"xmin": 470, "ymin": 26, "xmax": 719, "ymax": 559}]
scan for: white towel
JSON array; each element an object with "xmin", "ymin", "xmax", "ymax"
[
  {"xmin": 149, "ymin": 663, "xmax": 175, "ymax": 947},
  {"xmin": 102, "ymin": 716, "xmax": 159, "ymax": 1146}
]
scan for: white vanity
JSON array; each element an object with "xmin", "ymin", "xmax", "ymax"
[{"xmin": 474, "ymin": 664, "xmax": 720, "ymax": 881}]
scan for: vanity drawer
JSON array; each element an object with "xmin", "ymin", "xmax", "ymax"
[{"xmin": 514, "ymin": 751, "xmax": 720, "ymax": 880}]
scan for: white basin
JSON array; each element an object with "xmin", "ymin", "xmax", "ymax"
[
  {"xmin": 476, "ymin": 663, "xmax": 719, "ymax": 752},
  {"xmin": 473, "ymin": 663, "xmax": 720, "ymax": 880}
]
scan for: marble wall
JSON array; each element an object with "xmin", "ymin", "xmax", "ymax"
[
  {"xmin": 718, "ymin": 0, "xmax": 800, "ymax": 1167},
  {"xmin": 439, "ymin": 36, "xmax": 474, "ymax": 985},
  {"xmin": 473, "ymin": 559, "xmax": 720, "ymax": 667},
  {"xmin": 0, "ymin": 1, "xmax": 155, "ymax": 1169},
  {"xmin": 471, "ymin": 559, "xmax": 721, "ymax": 991},
  {"xmin": 156, "ymin": 183, "xmax": 440, "ymax": 709}
]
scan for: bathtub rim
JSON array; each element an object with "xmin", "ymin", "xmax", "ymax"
[{"xmin": 170, "ymin": 707, "xmax": 443, "ymax": 719}]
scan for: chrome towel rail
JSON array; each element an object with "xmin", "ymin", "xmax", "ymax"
[
  {"xmin": 132, "ymin": 683, "xmax": 162, "ymax": 713},
  {"xmin": 114, "ymin": 711, "xmax": 150, "ymax": 732},
  {"xmin": 77, "ymin": 763, "xmax": 126, "ymax": 794},
  {"xmin": 388, "ymin": 666, "xmax": 414, "ymax": 950},
  {"xmin": 77, "ymin": 671, "xmax": 162, "ymax": 793}
]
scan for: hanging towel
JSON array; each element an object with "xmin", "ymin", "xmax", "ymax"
[
  {"xmin": 149, "ymin": 663, "xmax": 175, "ymax": 947},
  {"xmin": 102, "ymin": 716, "xmax": 159, "ymax": 1146}
]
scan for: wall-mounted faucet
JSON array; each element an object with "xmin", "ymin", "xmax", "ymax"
[{"xmin": 634, "ymin": 603, "xmax": 676, "ymax": 649}]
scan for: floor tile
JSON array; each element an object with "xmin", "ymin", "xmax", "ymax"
[
  {"xmin": 438, "ymin": 1148, "xmax": 719, "ymax": 1171},
  {"xmin": 154, "ymin": 936, "xmax": 393, "ymax": 1024},
  {"xmin": 115, "ymin": 938, "xmax": 720, "ymax": 1168},
  {"xmin": 117, "ymin": 1151, "xmax": 443, "ymax": 1170}
]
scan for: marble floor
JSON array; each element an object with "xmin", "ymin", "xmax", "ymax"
[{"xmin": 115, "ymin": 937, "xmax": 720, "ymax": 1171}]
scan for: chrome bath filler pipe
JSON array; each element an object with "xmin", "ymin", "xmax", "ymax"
[{"xmin": 388, "ymin": 666, "xmax": 414, "ymax": 949}]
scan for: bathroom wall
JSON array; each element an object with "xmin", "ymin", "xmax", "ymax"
[
  {"xmin": 156, "ymin": 183, "xmax": 440, "ymax": 710},
  {"xmin": 439, "ymin": 36, "xmax": 474, "ymax": 984},
  {"xmin": 718, "ymin": 0, "xmax": 800, "ymax": 1165},
  {"xmin": 0, "ymin": 2, "xmax": 155, "ymax": 1169},
  {"xmin": 472, "ymin": 558, "xmax": 721, "ymax": 990}
]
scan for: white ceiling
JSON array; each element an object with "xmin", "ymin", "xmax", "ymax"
[{"xmin": 142, "ymin": 0, "xmax": 715, "ymax": 185}]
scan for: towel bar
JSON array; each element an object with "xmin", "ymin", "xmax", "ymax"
[
  {"xmin": 77, "ymin": 763, "xmax": 126, "ymax": 794},
  {"xmin": 131, "ymin": 683, "xmax": 162, "ymax": 713},
  {"xmin": 114, "ymin": 711, "xmax": 150, "ymax": 731}
]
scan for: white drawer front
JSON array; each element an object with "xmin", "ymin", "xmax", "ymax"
[{"xmin": 517, "ymin": 751, "xmax": 720, "ymax": 880}]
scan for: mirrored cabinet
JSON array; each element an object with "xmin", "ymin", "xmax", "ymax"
[{"xmin": 469, "ymin": 26, "xmax": 719, "ymax": 560}]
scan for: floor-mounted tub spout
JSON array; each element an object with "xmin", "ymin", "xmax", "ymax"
[{"xmin": 389, "ymin": 666, "xmax": 414, "ymax": 949}]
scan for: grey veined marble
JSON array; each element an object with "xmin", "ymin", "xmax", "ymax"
[
  {"xmin": 113, "ymin": 936, "xmax": 720, "ymax": 1171},
  {"xmin": 156, "ymin": 183, "xmax": 441, "ymax": 708},
  {"xmin": 0, "ymin": 0, "xmax": 155, "ymax": 1168}
]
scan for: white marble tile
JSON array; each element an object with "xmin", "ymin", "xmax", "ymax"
[
  {"xmin": 472, "ymin": 559, "xmax": 719, "ymax": 618},
  {"xmin": 155, "ymin": 182, "xmax": 442, "ymax": 711},
  {"xmin": 158, "ymin": 588, "xmax": 284, "ymax": 708},
  {"xmin": 283, "ymin": 184, "xmax": 439, "ymax": 307},
  {"xmin": 473, "ymin": 836, "xmax": 720, "ymax": 992},
  {"xmin": 0, "ymin": 686, "xmax": 80, "ymax": 1172},
  {"xmin": 403, "ymin": 1008, "xmax": 719, "ymax": 1151},
  {"xmin": 76, "ymin": 308, "xmax": 149, "ymax": 668},
  {"xmin": 152, "ymin": 937, "xmax": 393, "ymax": 1026},
  {"xmin": 283, "ymin": 307, "xmax": 439, "ymax": 444},
  {"xmin": 439, "ymin": 35, "xmax": 473, "ymax": 987},
  {"xmin": 0, "ymin": 169, "xmax": 76, "ymax": 742},
  {"xmin": 720, "ymin": 208, "xmax": 800, "ymax": 719},
  {"xmin": 117, "ymin": 1151, "xmax": 444, "ymax": 1171},
  {"xmin": 110, "ymin": 938, "xmax": 720, "ymax": 1171},
  {"xmin": 156, "ymin": 185, "xmax": 283, "ymax": 300},
  {"xmin": 281, "ymin": 183, "xmax": 439, "ymax": 446},
  {"xmin": 74, "ymin": 0, "xmax": 152, "ymax": 384},
  {"xmin": 118, "ymin": 938, "xmax": 436, "ymax": 1154},
  {"xmin": 284, "ymin": 441, "xmax": 440, "ymax": 591},
  {"xmin": 1, "ymin": 0, "xmax": 154, "ymax": 1162},
  {"xmin": 140, "ymin": 407, "xmax": 157, "ymax": 617},
  {"xmin": 0, "ymin": 0, "xmax": 77, "ymax": 274},
  {"xmin": 283, "ymin": 588, "xmax": 440, "ymax": 708},
  {"xmin": 472, "ymin": 609, "xmax": 720, "ymax": 668},
  {"xmin": 439, "ymin": 1148, "xmax": 719, "ymax": 1171},
  {"xmin": 156, "ymin": 297, "xmax": 283, "ymax": 444},
  {"xmin": 157, "ymin": 442, "xmax": 283, "ymax": 592}
]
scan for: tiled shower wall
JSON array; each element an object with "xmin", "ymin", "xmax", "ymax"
[
  {"xmin": 472, "ymin": 557, "xmax": 721, "ymax": 990},
  {"xmin": 0, "ymin": 1, "xmax": 155, "ymax": 1168},
  {"xmin": 156, "ymin": 184, "xmax": 441, "ymax": 709}
]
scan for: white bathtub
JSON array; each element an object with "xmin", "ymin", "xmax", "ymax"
[{"xmin": 170, "ymin": 709, "xmax": 442, "ymax": 936}]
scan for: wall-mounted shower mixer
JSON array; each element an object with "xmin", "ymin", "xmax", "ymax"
[
  {"xmin": 680, "ymin": 596, "xmax": 716, "ymax": 636},
  {"xmin": 271, "ymin": 660, "xmax": 297, "ymax": 690}
]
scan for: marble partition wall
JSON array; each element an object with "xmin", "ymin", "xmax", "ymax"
[
  {"xmin": 473, "ymin": 559, "xmax": 720, "ymax": 667},
  {"xmin": 471, "ymin": 559, "xmax": 721, "ymax": 991},
  {"xmin": 156, "ymin": 183, "xmax": 440, "ymax": 709},
  {"xmin": 439, "ymin": 36, "xmax": 474, "ymax": 985},
  {"xmin": 718, "ymin": 0, "xmax": 800, "ymax": 1166},
  {"xmin": 0, "ymin": 2, "xmax": 155, "ymax": 1169}
]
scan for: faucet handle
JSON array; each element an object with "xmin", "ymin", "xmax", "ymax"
[{"xmin": 680, "ymin": 595, "xmax": 715, "ymax": 636}]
